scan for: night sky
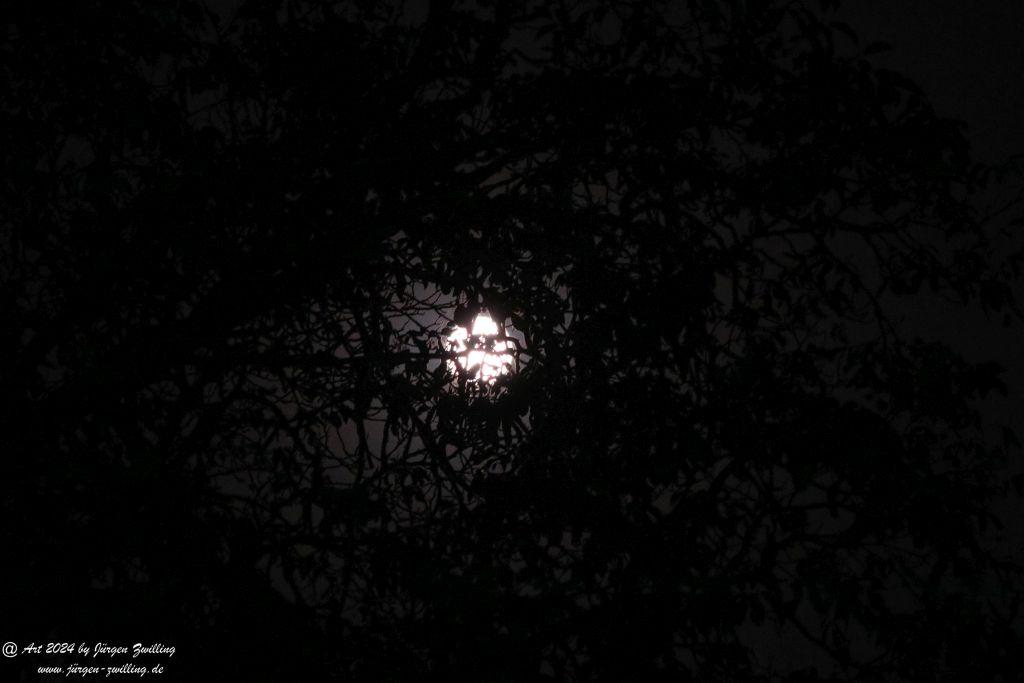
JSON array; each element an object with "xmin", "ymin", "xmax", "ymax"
[
  {"xmin": 841, "ymin": 0, "xmax": 1024, "ymax": 548},
  {"xmin": 840, "ymin": 0, "xmax": 1024, "ymax": 352},
  {"xmin": 841, "ymin": 0, "xmax": 1024, "ymax": 165},
  {"xmin": 4, "ymin": 1, "xmax": 1024, "ymax": 680}
]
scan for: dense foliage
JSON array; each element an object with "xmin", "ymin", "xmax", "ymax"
[{"xmin": 3, "ymin": 0, "xmax": 1022, "ymax": 679}]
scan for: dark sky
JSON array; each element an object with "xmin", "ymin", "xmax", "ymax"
[
  {"xmin": 135, "ymin": 1, "xmax": 1024, "ymax": 671},
  {"xmin": 837, "ymin": 0, "xmax": 1024, "ymax": 415},
  {"xmin": 838, "ymin": 0, "xmax": 1024, "ymax": 559},
  {"xmin": 838, "ymin": 0, "xmax": 1024, "ymax": 164},
  {"xmin": 746, "ymin": 6, "xmax": 1024, "ymax": 667}
]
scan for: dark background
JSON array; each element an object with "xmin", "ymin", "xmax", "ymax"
[
  {"xmin": 841, "ymin": 0, "xmax": 1024, "ymax": 404},
  {"xmin": 839, "ymin": 0, "xmax": 1024, "ymax": 572},
  {"xmin": 4, "ymin": 0, "xmax": 1024, "ymax": 680}
]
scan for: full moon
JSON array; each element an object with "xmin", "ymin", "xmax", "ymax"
[{"xmin": 446, "ymin": 311, "xmax": 514, "ymax": 385}]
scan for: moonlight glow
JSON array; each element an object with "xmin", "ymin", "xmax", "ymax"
[{"xmin": 446, "ymin": 311, "xmax": 515, "ymax": 385}]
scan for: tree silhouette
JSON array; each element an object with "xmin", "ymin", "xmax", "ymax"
[{"xmin": 3, "ymin": 0, "xmax": 1022, "ymax": 680}]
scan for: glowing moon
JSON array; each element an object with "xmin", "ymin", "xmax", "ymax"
[{"xmin": 446, "ymin": 311, "xmax": 514, "ymax": 384}]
